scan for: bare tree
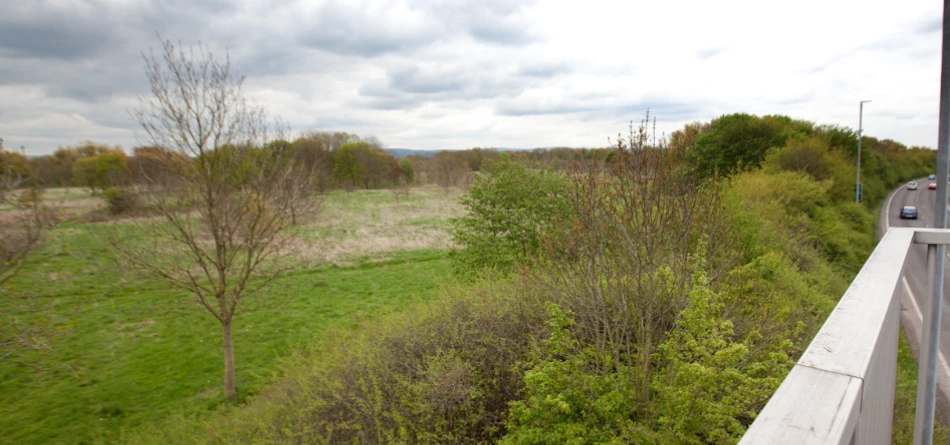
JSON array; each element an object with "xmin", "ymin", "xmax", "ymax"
[
  {"xmin": 432, "ymin": 151, "xmax": 468, "ymax": 191},
  {"xmin": 114, "ymin": 36, "xmax": 304, "ymax": 399},
  {"xmin": 0, "ymin": 140, "xmax": 52, "ymax": 366},
  {"xmin": 282, "ymin": 161, "xmax": 323, "ymax": 225}
]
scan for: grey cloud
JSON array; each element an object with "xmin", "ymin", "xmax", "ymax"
[
  {"xmin": 495, "ymin": 102, "xmax": 592, "ymax": 117},
  {"xmin": 296, "ymin": 0, "xmax": 537, "ymax": 57},
  {"xmin": 297, "ymin": 3, "xmax": 438, "ymax": 57},
  {"xmin": 517, "ymin": 62, "xmax": 573, "ymax": 78},
  {"xmin": 84, "ymin": 104, "xmax": 140, "ymax": 132},
  {"xmin": 0, "ymin": 53, "xmax": 146, "ymax": 101},
  {"xmin": 300, "ymin": 30, "xmax": 430, "ymax": 58},
  {"xmin": 0, "ymin": 0, "xmax": 250, "ymax": 94},
  {"xmin": 355, "ymin": 60, "xmax": 530, "ymax": 110},
  {"xmin": 0, "ymin": 0, "xmax": 246, "ymax": 62},
  {"xmin": 918, "ymin": 17, "xmax": 942, "ymax": 34},
  {"xmin": 424, "ymin": 0, "xmax": 537, "ymax": 44},
  {"xmin": 137, "ymin": 0, "xmax": 242, "ymax": 38},
  {"xmin": 0, "ymin": 0, "xmax": 126, "ymax": 61},
  {"xmin": 361, "ymin": 95, "xmax": 431, "ymax": 111},
  {"xmin": 0, "ymin": 20, "xmax": 112, "ymax": 60},
  {"xmin": 612, "ymin": 102, "xmax": 702, "ymax": 122},
  {"xmin": 467, "ymin": 19, "xmax": 534, "ymax": 45},
  {"xmin": 388, "ymin": 66, "xmax": 468, "ymax": 94},
  {"xmin": 235, "ymin": 44, "xmax": 321, "ymax": 78},
  {"xmin": 495, "ymin": 97, "xmax": 701, "ymax": 122}
]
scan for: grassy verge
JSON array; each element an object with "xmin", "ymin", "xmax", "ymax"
[{"xmin": 893, "ymin": 330, "xmax": 950, "ymax": 443}]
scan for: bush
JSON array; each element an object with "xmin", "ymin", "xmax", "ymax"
[
  {"xmin": 102, "ymin": 187, "xmax": 140, "ymax": 215},
  {"xmin": 503, "ymin": 266, "xmax": 796, "ymax": 445},
  {"xmin": 450, "ymin": 158, "xmax": 571, "ymax": 280}
]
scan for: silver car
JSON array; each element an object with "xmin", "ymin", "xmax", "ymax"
[{"xmin": 908, "ymin": 181, "xmax": 918, "ymax": 190}]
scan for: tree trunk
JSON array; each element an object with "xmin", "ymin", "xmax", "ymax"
[{"xmin": 222, "ymin": 319, "xmax": 236, "ymax": 400}]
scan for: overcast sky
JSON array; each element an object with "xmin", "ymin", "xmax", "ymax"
[{"xmin": 0, "ymin": 0, "xmax": 943, "ymax": 155}]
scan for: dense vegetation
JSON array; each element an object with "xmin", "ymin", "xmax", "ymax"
[{"xmin": 0, "ymin": 113, "xmax": 915, "ymax": 444}]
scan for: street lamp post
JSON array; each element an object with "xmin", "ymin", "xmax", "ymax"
[{"xmin": 856, "ymin": 100, "xmax": 871, "ymax": 203}]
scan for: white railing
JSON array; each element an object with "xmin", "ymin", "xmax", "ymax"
[{"xmin": 739, "ymin": 227, "xmax": 950, "ymax": 445}]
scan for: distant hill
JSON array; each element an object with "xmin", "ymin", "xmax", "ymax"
[
  {"xmin": 384, "ymin": 149, "xmax": 439, "ymax": 158},
  {"xmin": 384, "ymin": 147, "xmax": 555, "ymax": 158}
]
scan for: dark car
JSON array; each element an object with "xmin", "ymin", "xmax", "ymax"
[{"xmin": 901, "ymin": 206, "xmax": 919, "ymax": 219}]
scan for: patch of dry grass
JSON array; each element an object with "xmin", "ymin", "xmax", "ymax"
[
  {"xmin": 294, "ymin": 185, "xmax": 463, "ymax": 264},
  {"xmin": 0, "ymin": 187, "xmax": 103, "ymax": 217},
  {"xmin": 6, "ymin": 185, "xmax": 463, "ymax": 265}
]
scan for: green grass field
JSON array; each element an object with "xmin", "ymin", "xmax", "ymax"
[{"xmin": 0, "ymin": 186, "xmax": 461, "ymax": 445}]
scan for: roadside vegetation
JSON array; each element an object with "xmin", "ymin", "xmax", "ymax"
[{"xmin": 0, "ymin": 38, "xmax": 941, "ymax": 444}]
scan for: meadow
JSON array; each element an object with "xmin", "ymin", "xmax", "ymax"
[{"xmin": 0, "ymin": 186, "xmax": 462, "ymax": 445}]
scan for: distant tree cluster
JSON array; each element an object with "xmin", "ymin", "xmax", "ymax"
[
  {"xmin": 684, "ymin": 112, "xmax": 936, "ymax": 204},
  {"xmin": 14, "ymin": 129, "xmax": 616, "ymax": 200}
]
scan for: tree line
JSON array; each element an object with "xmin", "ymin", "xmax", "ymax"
[{"xmin": 2, "ymin": 137, "xmax": 613, "ymax": 199}]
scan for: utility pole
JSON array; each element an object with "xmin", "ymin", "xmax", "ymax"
[{"xmin": 856, "ymin": 100, "xmax": 871, "ymax": 203}]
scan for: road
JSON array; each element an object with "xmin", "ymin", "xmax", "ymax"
[{"xmin": 880, "ymin": 178, "xmax": 950, "ymax": 411}]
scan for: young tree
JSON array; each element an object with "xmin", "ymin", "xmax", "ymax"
[
  {"xmin": 93, "ymin": 153, "xmax": 131, "ymax": 189},
  {"xmin": 332, "ymin": 142, "xmax": 364, "ymax": 190},
  {"xmin": 533, "ymin": 120, "xmax": 740, "ymax": 416},
  {"xmin": 0, "ymin": 139, "xmax": 52, "ymax": 366},
  {"xmin": 397, "ymin": 157, "xmax": 414, "ymax": 184},
  {"xmin": 71, "ymin": 157, "xmax": 99, "ymax": 193},
  {"xmin": 115, "ymin": 37, "xmax": 302, "ymax": 399},
  {"xmin": 73, "ymin": 153, "xmax": 131, "ymax": 194},
  {"xmin": 432, "ymin": 150, "xmax": 468, "ymax": 190},
  {"xmin": 0, "ymin": 149, "xmax": 31, "ymax": 199},
  {"xmin": 292, "ymin": 131, "xmax": 356, "ymax": 192}
]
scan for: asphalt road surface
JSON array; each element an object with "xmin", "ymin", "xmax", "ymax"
[{"xmin": 880, "ymin": 178, "xmax": 950, "ymax": 410}]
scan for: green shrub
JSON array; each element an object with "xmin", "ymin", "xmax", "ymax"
[
  {"xmin": 650, "ymin": 264, "xmax": 794, "ymax": 444},
  {"xmin": 503, "ymin": 265, "xmax": 796, "ymax": 445},
  {"xmin": 102, "ymin": 187, "xmax": 140, "ymax": 215},
  {"xmin": 450, "ymin": 158, "xmax": 571, "ymax": 280},
  {"xmin": 502, "ymin": 304, "xmax": 662, "ymax": 445}
]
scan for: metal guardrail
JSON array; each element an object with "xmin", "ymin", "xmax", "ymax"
[{"xmin": 738, "ymin": 227, "xmax": 950, "ymax": 445}]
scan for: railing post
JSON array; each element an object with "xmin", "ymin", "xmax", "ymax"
[{"xmin": 915, "ymin": 244, "xmax": 939, "ymax": 444}]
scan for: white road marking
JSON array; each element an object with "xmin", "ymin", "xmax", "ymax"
[
  {"xmin": 885, "ymin": 187, "xmax": 899, "ymax": 228},
  {"xmin": 903, "ymin": 277, "xmax": 950, "ymax": 380}
]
